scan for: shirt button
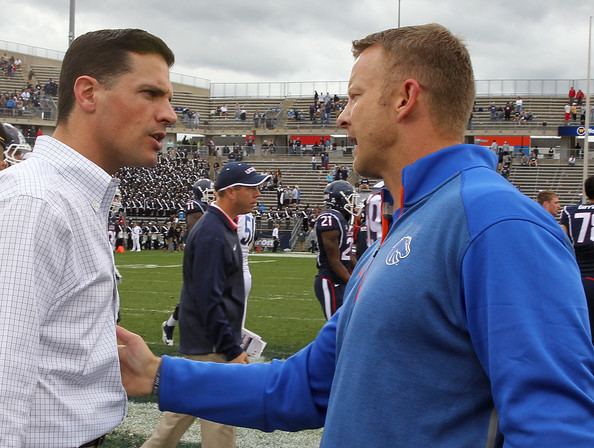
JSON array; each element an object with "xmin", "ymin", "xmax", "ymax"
[{"xmin": 92, "ymin": 201, "xmax": 100, "ymax": 211}]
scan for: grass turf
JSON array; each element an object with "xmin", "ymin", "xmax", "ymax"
[
  {"xmin": 106, "ymin": 251, "xmax": 325, "ymax": 446},
  {"xmin": 116, "ymin": 250, "xmax": 325, "ymax": 360}
]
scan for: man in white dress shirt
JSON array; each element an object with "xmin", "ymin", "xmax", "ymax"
[{"xmin": 0, "ymin": 29, "xmax": 176, "ymax": 447}]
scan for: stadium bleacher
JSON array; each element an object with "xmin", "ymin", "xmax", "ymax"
[{"xmin": 2, "ymin": 47, "xmax": 593, "ymax": 249}]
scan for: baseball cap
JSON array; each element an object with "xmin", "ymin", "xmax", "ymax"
[{"xmin": 214, "ymin": 162, "xmax": 271, "ymax": 191}]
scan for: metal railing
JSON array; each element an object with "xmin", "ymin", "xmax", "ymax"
[
  {"xmin": 1, "ymin": 39, "xmax": 591, "ymax": 98},
  {"xmin": 0, "ymin": 39, "xmax": 210, "ymax": 90}
]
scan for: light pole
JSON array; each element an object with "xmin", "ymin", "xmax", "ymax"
[
  {"xmin": 68, "ymin": 0, "xmax": 76, "ymax": 47},
  {"xmin": 397, "ymin": 0, "xmax": 401, "ymax": 28},
  {"xmin": 583, "ymin": 15, "xmax": 592, "ymax": 187}
]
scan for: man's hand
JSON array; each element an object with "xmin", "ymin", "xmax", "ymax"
[
  {"xmin": 230, "ymin": 351, "xmax": 249, "ymax": 364},
  {"xmin": 116, "ymin": 325, "xmax": 162, "ymax": 397}
]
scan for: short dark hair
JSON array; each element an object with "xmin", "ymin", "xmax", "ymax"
[
  {"xmin": 585, "ymin": 176, "xmax": 594, "ymax": 200},
  {"xmin": 352, "ymin": 24, "xmax": 474, "ymax": 138},
  {"xmin": 537, "ymin": 190, "xmax": 558, "ymax": 204},
  {"xmin": 57, "ymin": 29, "xmax": 174, "ymax": 124}
]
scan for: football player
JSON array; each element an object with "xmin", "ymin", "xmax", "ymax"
[
  {"xmin": 0, "ymin": 122, "xmax": 32, "ymax": 169},
  {"xmin": 561, "ymin": 177, "xmax": 594, "ymax": 343},
  {"xmin": 237, "ymin": 212, "xmax": 256, "ymax": 329},
  {"xmin": 162, "ymin": 178, "xmax": 214, "ymax": 346},
  {"xmin": 366, "ymin": 180, "xmax": 384, "ymax": 247},
  {"xmin": 314, "ymin": 180, "xmax": 357, "ymax": 319}
]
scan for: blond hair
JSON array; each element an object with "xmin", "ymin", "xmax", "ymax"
[{"xmin": 352, "ymin": 23, "xmax": 474, "ymax": 137}]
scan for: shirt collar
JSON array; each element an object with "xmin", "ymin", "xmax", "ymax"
[
  {"xmin": 28, "ymin": 135, "xmax": 119, "ymax": 217},
  {"xmin": 400, "ymin": 144, "xmax": 497, "ymax": 208},
  {"xmin": 210, "ymin": 203, "xmax": 239, "ymax": 231}
]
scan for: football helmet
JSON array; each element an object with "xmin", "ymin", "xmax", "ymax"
[
  {"xmin": 0, "ymin": 123, "xmax": 32, "ymax": 165},
  {"xmin": 324, "ymin": 180, "xmax": 358, "ymax": 217},
  {"xmin": 193, "ymin": 178, "xmax": 215, "ymax": 203}
]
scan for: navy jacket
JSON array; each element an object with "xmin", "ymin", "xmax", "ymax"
[{"xmin": 179, "ymin": 204, "xmax": 245, "ymax": 360}]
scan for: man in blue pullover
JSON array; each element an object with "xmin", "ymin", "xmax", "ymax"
[{"xmin": 118, "ymin": 23, "xmax": 594, "ymax": 447}]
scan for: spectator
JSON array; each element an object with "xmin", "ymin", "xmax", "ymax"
[
  {"xmin": 488, "ymin": 102, "xmax": 496, "ymax": 121},
  {"xmin": 576, "ymin": 89, "xmax": 585, "ymax": 105},
  {"xmin": 569, "ymin": 86, "xmax": 576, "ymax": 102},
  {"xmin": 514, "ymin": 96, "xmax": 523, "ymax": 113}
]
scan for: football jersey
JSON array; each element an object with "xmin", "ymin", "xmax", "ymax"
[
  {"xmin": 186, "ymin": 199, "xmax": 208, "ymax": 216},
  {"xmin": 315, "ymin": 208, "xmax": 353, "ymax": 283},
  {"xmin": 237, "ymin": 213, "xmax": 255, "ymax": 272},
  {"xmin": 366, "ymin": 192, "xmax": 383, "ymax": 247},
  {"xmin": 561, "ymin": 203, "xmax": 594, "ymax": 276}
]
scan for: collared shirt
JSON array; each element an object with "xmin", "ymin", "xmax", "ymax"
[{"xmin": 0, "ymin": 136, "xmax": 127, "ymax": 447}]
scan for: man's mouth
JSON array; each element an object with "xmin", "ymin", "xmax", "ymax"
[{"xmin": 150, "ymin": 132, "xmax": 166, "ymax": 145}]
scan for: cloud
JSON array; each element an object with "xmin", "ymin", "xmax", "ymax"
[{"xmin": 2, "ymin": 0, "xmax": 593, "ymax": 83}]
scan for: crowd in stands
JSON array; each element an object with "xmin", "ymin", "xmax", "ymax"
[
  {"xmin": 0, "ymin": 53, "xmax": 57, "ymax": 118},
  {"xmin": 0, "ymin": 83, "xmax": 55, "ymax": 117},
  {"xmin": 564, "ymin": 87, "xmax": 591, "ymax": 124},
  {"xmin": 306, "ymin": 90, "xmax": 346, "ymax": 126},
  {"xmin": 486, "ymin": 97, "xmax": 535, "ymax": 124},
  {"xmin": 115, "ymin": 150, "xmax": 211, "ymax": 217},
  {"xmin": 0, "ymin": 54, "xmax": 22, "ymax": 78}
]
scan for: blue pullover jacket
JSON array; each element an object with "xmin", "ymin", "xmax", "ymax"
[{"xmin": 159, "ymin": 144, "xmax": 594, "ymax": 447}]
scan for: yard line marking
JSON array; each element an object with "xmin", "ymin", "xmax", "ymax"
[
  {"xmin": 120, "ymin": 307, "xmax": 171, "ymax": 313},
  {"xmin": 117, "ymin": 264, "xmax": 183, "ymax": 269},
  {"xmin": 255, "ymin": 315, "xmax": 324, "ymax": 322},
  {"xmin": 249, "ymin": 296, "xmax": 311, "ymax": 302},
  {"xmin": 250, "ymin": 252, "xmax": 317, "ymax": 259}
]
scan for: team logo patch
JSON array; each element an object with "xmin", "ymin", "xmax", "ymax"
[{"xmin": 385, "ymin": 236, "xmax": 412, "ymax": 265}]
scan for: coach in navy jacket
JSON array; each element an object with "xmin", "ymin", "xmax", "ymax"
[{"xmin": 179, "ymin": 162, "xmax": 270, "ymax": 361}]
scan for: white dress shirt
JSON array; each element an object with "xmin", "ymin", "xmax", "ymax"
[{"xmin": 0, "ymin": 136, "xmax": 127, "ymax": 447}]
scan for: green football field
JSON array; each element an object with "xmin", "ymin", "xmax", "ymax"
[
  {"xmin": 116, "ymin": 250, "xmax": 325, "ymax": 360},
  {"xmin": 107, "ymin": 252, "xmax": 327, "ymax": 446}
]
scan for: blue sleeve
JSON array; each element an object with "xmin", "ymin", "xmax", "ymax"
[
  {"xmin": 189, "ymin": 234, "xmax": 242, "ymax": 360},
  {"xmin": 463, "ymin": 220, "xmax": 594, "ymax": 446},
  {"xmin": 159, "ymin": 311, "xmax": 338, "ymax": 432}
]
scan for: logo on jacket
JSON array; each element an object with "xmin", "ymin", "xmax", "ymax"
[{"xmin": 385, "ymin": 236, "xmax": 412, "ymax": 265}]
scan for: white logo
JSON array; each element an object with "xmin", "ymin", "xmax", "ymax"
[
  {"xmin": 245, "ymin": 167, "xmax": 256, "ymax": 174},
  {"xmin": 233, "ymin": 244, "xmax": 237, "ymax": 251},
  {"xmin": 385, "ymin": 236, "xmax": 412, "ymax": 265}
]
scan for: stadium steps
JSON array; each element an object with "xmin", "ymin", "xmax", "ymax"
[
  {"xmin": 0, "ymin": 66, "xmax": 27, "ymax": 93},
  {"xmin": 472, "ymin": 96, "xmax": 587, "ymax": 129},
  {"xmin": 508, "ymin": 164, "xmax": 590, "ymax": 206},
  {"xmin": 29, "ymin": 64, "xmax": 61, "ymax": 85},
  {"xmin": 248, "ymin": 159, "xmax": 331, "ymax": 208}
]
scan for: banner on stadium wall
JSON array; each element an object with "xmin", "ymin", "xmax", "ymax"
[
  {"xmin": 475, "ymin": 135, "xmax": 531, "ymax": 149},
  {"xmin": 290, "ymin": 135, "xmax": 331, "ymax": 145},
  {"xmin": 558, "ymin": 126, "xmax": 594, "ymax": 136}
]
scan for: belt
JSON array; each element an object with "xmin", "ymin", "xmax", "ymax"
[{"xmin": 79, "ymin": 435, "xmax": 106, "ymax": 447}]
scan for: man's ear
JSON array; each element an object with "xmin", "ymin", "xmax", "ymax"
[
  {"xmin": 394, "ymin": 78, "xmax": 421, "ymax": 122},
  {"xmin": 72, "ymin": 75, "xmax": 100, "ymax": 114}
]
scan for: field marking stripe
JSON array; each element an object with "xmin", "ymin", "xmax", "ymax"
[{"xmin": 255, "ymin": 315, "xmax": 324, "ymax": 322}]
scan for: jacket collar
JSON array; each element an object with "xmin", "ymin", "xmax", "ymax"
[
  {"xmin": 401, "ymin": 144, "xmax": 497, "ymax": 208},
  {"xmin": 209, "ymin": 203, "xmax": 238, "ymax": 231}
]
